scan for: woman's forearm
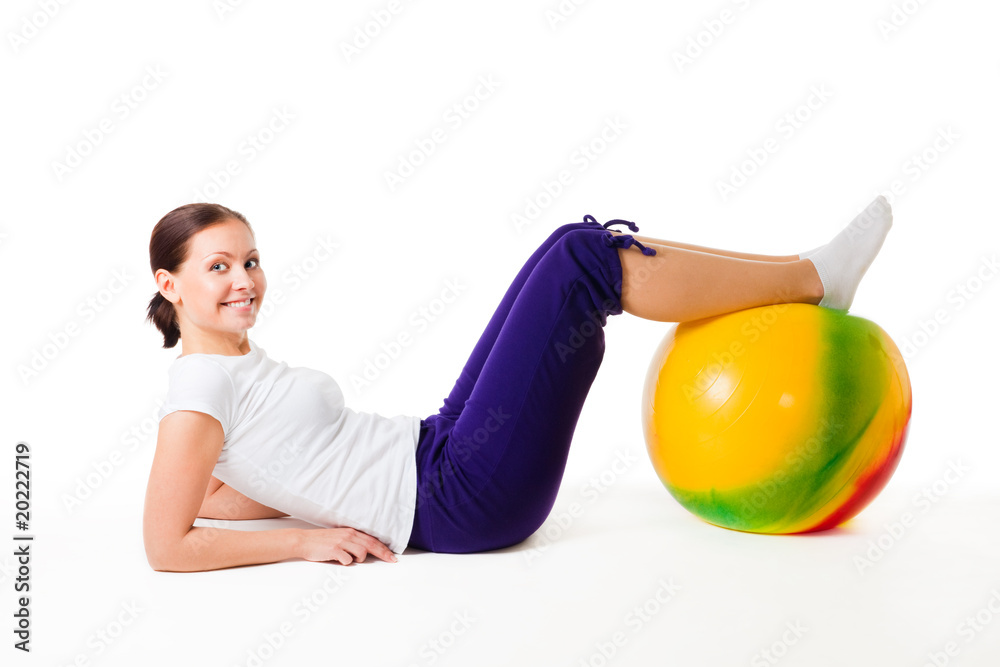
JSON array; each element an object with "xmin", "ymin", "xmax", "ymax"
[{"xmin": 149, "ymin": 526, "xmax": 303, "ymax": 572}]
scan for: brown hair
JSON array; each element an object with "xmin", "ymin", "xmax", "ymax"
[{"xmin": 146, "ymin": 203, "xmax": 254, "ymax": 348}]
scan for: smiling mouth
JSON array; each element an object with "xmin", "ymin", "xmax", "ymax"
[{"xmin": 222, "ymin": 298, "xmax": 254, "ymax": 308}]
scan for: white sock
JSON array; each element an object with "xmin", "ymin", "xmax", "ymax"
[{"xmin": 805, "ymin": 195, "xmax": 893, "ymax": 311}]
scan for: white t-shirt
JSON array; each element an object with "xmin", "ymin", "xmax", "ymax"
[{"xmin": 156, "ymin": 338, "xmax": 422, "ymax": 554}]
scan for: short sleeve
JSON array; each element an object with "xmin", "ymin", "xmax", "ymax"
[{"xmin": 157, "ymin": 358, "xmax": 236, "ymax": 438}]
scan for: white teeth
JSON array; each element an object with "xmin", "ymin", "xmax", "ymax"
[{"xmin": 224, "ymin": 299, "xmax": 252, "ymax": 308}]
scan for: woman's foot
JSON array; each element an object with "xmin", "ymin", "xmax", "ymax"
[{"xmin": 803, "ymin": 195, "xmax": 893, "ymax": 311}]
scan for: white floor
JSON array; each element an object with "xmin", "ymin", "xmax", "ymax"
[{"xmin": 29, "ymin": 472, "xmax": 1000, "ymax": 667}]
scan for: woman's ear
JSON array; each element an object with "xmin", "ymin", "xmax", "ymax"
[{"xmin": 155, "ymin": 269, "xmax": 180, "ymax": 305}]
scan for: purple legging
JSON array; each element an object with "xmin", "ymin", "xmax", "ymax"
[{"xmin": 407, "ymin": 216, "xmax": 657, "ymax": 553}]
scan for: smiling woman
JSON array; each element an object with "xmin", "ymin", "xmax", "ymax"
[
  {"xmin": 143, "ymin": 196, "xmax": 893, "ymax": 572},
  {"xmin": 143, "ymin": 203, "xmax": 412, "ymax": 571},
  {"xmin": 145, "ymin": 204, "xmax": 263, "ymax": 354}
]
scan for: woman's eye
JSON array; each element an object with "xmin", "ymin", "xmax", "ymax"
[{"xmin": 210, "ymin": 258, "xmax": 259, "ymax": 271}]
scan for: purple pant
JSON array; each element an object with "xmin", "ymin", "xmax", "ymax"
[{"xmin": 407, "ymin": 216, "xmax": 657, "ymax": 553}]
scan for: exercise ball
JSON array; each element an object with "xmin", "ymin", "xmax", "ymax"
[{"xmin": 642, "ymin": 303, "xmax": 912, "ymax": 534}]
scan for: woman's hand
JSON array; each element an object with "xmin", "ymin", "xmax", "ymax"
[{"xmin": 298, "ymin": 527, "xmax": 398, "ymax": 565}]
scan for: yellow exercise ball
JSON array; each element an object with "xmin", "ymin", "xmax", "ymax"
[{"xmin": 642, "ymin": 303, "xmax": 912, "ymax": 533}]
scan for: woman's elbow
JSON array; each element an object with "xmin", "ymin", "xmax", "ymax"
[
  {"xmin": 144, "ymin": 534, "xmax": 177, "ymax": 571},
  {"xmin": 144, "ymin": 545, "xmax": 173, "ymax": 572},
  {"xmin": 143, "ymin": 527, "xmax": 190, "ymax": 572}
]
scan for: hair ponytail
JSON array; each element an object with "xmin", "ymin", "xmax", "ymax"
[
  {"xmin": 145, "ymin": 291, "xmax": 181, "ymax": 349},
  {"xmin": 146, "ymin": 203, "xmax": 253, "ymax": 349}
]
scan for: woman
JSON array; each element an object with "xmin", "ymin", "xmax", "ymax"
[{"xmin": 143, "ymin": 197, "xmax": 892, "ymax": 571}]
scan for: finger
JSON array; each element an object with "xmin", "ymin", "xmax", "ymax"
[
  {"xmin": 365, "ymin": 537, "xmax": 398, "ymax": 563},
  {"xmin": 331, "ymin": 548, "xmax": 354, "ymax": 566},
  {"xmin": 351, "ymin": 532, "xmax": 395, "ymax": 562},
  {"xmin": 372, "ymin": 542, "xmax": 397, "ymax": 563},
  {"xmin": 342, "ymin": 541, "xmax": 370, "ymax": 564}
]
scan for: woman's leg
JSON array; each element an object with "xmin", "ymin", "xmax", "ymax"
[
  {"xmin": 610, "ymin": 229, "xmax": 801, "ymax": 262},
  {"xmin": 410, "ymin": 224, "xmax": 638, "ymax": 553},
  {"xmin": 617, "ymin": 244, "xmax": 823, "ymax": 322},
  {"xmin": 409, "ymin": 200, "xmax": 891, "ymax": 552},
  {"xmin": 616, "ymin": 194, "xmax": 892, "ymax": 320},
  {"xmin": 434, "ymin": 218, "xmax": 628, "ymax": 421},
  {"xmin": 437, "ymin": 218, "xmax": 804, "ymax": 423}
]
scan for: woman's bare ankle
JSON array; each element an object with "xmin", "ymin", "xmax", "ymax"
[{"xmin": 798, "ymin": 259, "xmax": 825, "ymax": 305}]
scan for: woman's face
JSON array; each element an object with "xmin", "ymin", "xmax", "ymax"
[{"xmin": 163, "ymin": 217, "xmax": 267, "ymax": 345}]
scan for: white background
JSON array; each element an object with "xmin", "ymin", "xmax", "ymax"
[{"xmin": 2, "ymin": 0, "xmax": 999, "ymax": 665}]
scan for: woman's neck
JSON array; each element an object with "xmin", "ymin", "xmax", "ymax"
[{"xmin": 178, "ymin": 331, "xmax": 251, "ymax": 357}]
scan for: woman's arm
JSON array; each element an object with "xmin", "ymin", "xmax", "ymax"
[
  {"xmin": 199, "ymin": 477, "xmax": 289, "ymax": 520},
  {"xmin": 143, "ymin": 411, "xmax": 301, "ymax": 571},
  {"xmin": 143, "ymin": 410, "xmax": 396, "ymax": 572}
]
